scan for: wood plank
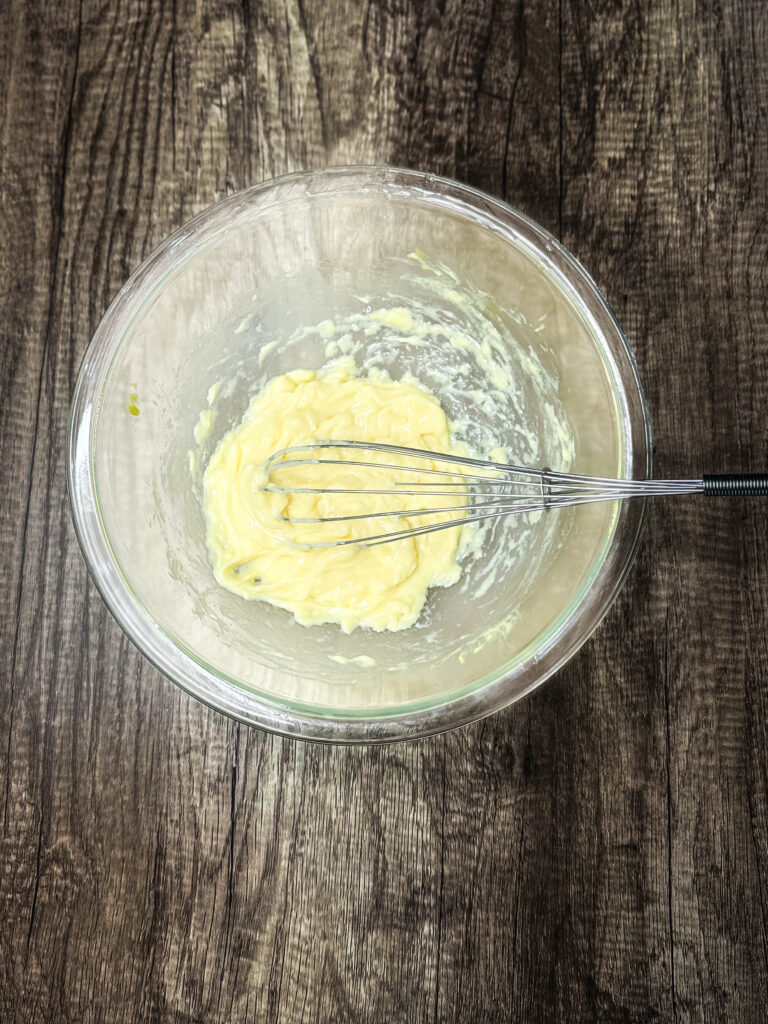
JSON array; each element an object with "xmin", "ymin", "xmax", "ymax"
[
  {"xmin": 552, "ymin": 0, "xmax": 768, "ymax": 1019},
  {"xmin": 0, "ymin": 3, "xmax": 86, "ymax": 1011}
]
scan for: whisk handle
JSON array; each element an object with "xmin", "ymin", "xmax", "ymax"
[{"xmin": 702, "ymin": 474, "xmax": 768, "ymax": 497}]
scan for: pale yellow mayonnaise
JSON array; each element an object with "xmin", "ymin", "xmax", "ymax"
[{"xmin": 202, "ymin": 359, "xmax": 472, "ymax": 632}]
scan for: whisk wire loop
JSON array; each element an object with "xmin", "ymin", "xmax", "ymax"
[{"xmin": 260, "ymin": 440, "xmax": 761, "ymax": 548}]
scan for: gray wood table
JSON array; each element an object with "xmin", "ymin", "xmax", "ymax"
[{"xmin": 2, "ymin": 1, "xmax": 768, "ymax": 1021}]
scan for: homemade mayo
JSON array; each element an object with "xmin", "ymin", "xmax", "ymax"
[{"xmin": 203, "ymin": 359, "xmax": 470, "ymax": 632}]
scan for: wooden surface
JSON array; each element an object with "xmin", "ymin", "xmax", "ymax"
[{"xmin": 2, "ymin": 0, "xmax": 768, "ymax": 1020}]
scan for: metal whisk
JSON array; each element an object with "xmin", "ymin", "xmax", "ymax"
[{"xmin": 263, "ymin": 441, "xmax": 768, "ymax": 548}]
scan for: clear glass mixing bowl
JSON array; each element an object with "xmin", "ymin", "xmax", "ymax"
[{"xmin": 68, "ymin": 167, "xmax": 651, "ymax": 742}]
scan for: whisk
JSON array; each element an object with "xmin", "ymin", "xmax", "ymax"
[{"xmin": 263, "ymin": 441, "xmax": 768, "ymax": 548}]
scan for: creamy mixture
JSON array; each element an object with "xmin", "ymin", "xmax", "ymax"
[
  {"xmin": 203, "ymin": 360, "xmax": 472, "ymax": 632},
  {"xmin": 197, "ymin": 253, "xmax": 578, "ymax": 648}
]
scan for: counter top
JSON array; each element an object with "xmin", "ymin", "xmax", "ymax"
[{"xmin": 2, "ymin": 1, "xmax": 767, "ymax": 1020}]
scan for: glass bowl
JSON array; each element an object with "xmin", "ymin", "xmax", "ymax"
[{"xmin": 68, "ymin": 167, "xmax": 651, "ymax": 742}]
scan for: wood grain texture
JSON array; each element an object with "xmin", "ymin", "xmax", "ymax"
[{"xmin": 1, "ymin": 0, "xmax": 767, "ymax": 1021}]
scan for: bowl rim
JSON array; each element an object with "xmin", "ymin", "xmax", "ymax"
[{"xmin": 68, "ymin": 165, "xmax": 652, "ymax": 743}]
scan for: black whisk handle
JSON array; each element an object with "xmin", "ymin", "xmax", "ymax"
[{"xmin": 702, "ymin": 475, "xmax": 768, "ymax": 497}]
